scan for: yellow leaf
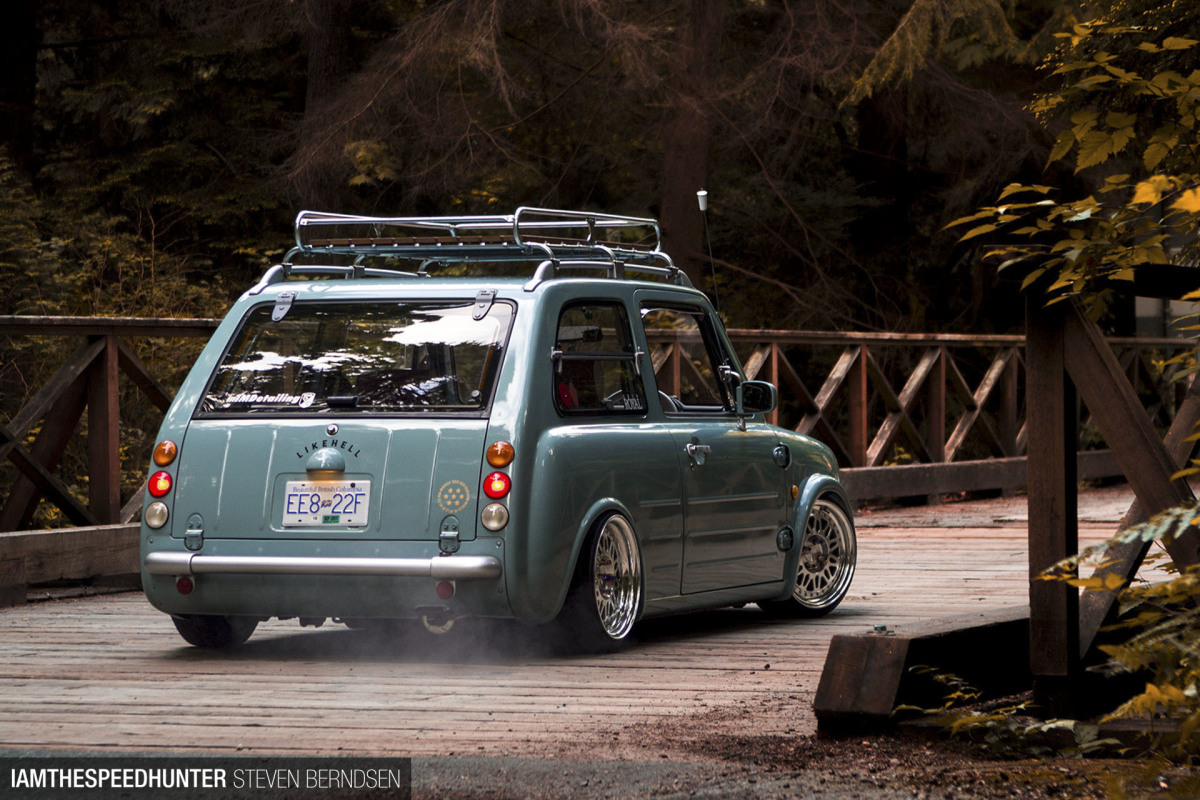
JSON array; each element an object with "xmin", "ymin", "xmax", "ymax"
[
  {"xmin": 998, "ymin": 183, "xmax": 1027, "ymax": 200},
  {"xmin": 1132, "ymin": 176, "xmax": 1171, "ymax": 205},
  {"xmin": 959, "ymin": 223, "xmax": 997, "ymax": 242},
  {"xmin": 1067, "ymin": 577, "xmax": 1105, "ymax": 589},
  {"xmin": 1047, "ymin": 131, "xmax": 1074, "ymax": 165},
  {"xmin": 1076, "ymin": 131, "xmax": 1114, "ymax": 170},
  {"xmin": 1170, "ymin": 188, "xmax": 1200, "ymax": 213},
  {"xmin": 1163, "ymin": 37, "xmax": 1199, "ymax": 50},
  {"xmin": 1145, "ymin": 141, "xmax": 1171, "ymax": 171},
  {"xmin": 1071, "ymin": 109, "xmax": 1098, "ymax": 127},
  {"xmin": 944, "ymin": 210, "xmax": 994, "ymax": 229},
  {"xmin": 1019, "ymin": 268, "xmax": 1046, "ymax": 290},
  {"xmin": 1109, "ymin": 125, "xmax": 1135, "ymax": 155}
]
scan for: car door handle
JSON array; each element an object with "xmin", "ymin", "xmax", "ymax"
[{"xmin": 685, "ymin": 441, "xmax": 711, "ymax": 467}]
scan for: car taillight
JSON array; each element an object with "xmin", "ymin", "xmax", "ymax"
[
  {"xmin": 483, "ymin": 471, "xmax": 511, "ymax": 499},
  {"xmin": 486, "ymin": 441, "xmax": 514, "ymax": 467},
  {"xmin": 148, "ymin": 470, "xmax": 173, "ymax": 498},
  {"xmin": 145, "ymin": 501, "xmax": 169, "ymax": 529},
  {"xmin": 481, "ymin": 503, "xmax": 509, "ymax": 531},
  {"xmin": 153, "ymin": 440, "xmax": 178, "ymax": 467}
]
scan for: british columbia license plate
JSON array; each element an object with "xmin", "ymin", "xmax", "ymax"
[{"xmin": 282, "ymin": 480, "xmax": 370, "ymax": 527}]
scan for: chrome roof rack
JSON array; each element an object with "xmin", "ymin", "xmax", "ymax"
[{"xmin": 268, "ymin": 207, "xmax": 688, "ymax": 290}]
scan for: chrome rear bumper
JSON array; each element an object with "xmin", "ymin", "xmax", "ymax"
[{"xmin": 144, "ymin": 552, "xmax": 502, "ymax": 580}]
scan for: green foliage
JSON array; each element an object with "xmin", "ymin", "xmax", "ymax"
[
  {"xmin": 1085, "ymin": 509, "xmax": 1200, "ymax": 761},
  {"xmin": 943, "ymin": 0, "xmax": 1200, "ymax": 766},
  {"xmin": 1034, "ymin": 504, "xmax": 1200, "ymax": 763},
  {"xmin": 0, "ymin": 147, "xmax": 226, "ymax": 527},
  {"xmin": 896, "ymin": 667, "xmax": 1120, "ymax": 757},
  {"xmin": 846, "ymin": 0, "xmax": 1023, "ymax": 104},
  {"xmin": 947, "ymin": 1, "xmax": 1200, "ymax": 303}
]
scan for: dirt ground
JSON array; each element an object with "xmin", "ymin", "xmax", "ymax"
[
  {"xmin": 414, "ymin": 483, "xmax": 1199, "ymax": 800},
  {"xmin": 412, "ymin": 726, "xmax": 1200, "ymax": 800}
]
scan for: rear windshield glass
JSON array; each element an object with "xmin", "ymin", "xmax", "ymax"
[{"xmin": 199, "ymin": 300, "xmax": 513, "ymax": 415}]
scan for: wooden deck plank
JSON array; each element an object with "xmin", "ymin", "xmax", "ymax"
[{"xmin": 0, "ymin": 492, "xmax": 1146, "ymax": 758}]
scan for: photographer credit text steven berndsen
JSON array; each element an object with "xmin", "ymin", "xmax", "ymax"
[{"xmin": 9, "ymin": 763, "xmax": 407, "ymax": 792}]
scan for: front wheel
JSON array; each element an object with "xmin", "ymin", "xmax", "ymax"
[
  {"xmin": 556, "ymin": 513, "xmax": 643, "ymax": 652},
  {"xmin": 761, "ymin": 497, "xmax": 856, "ymax": 618},
  {"xmin": 171, "ymin": 614, "xmax": 258, "ymax": 649}
]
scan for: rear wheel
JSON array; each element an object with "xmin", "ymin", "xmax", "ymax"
[
  {"xmin": 557, "ymin": 513, "xmax": 643, "ymax": 652},
  {"xmin": 761, "ymin": 497, "xmax": 856, "ymax": 618},
  {"xmin": 171, "ymin": 614, "xmax": 258, "ymax": 649}
]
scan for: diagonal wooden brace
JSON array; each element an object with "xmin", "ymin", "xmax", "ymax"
[
  {"xmin": 1061, "ymin": 304, "xmax": 1200, "ymax": 656},
  {"xmin": 1077, "ymin": 372, "xmax": 1200, "ymax": 655}
]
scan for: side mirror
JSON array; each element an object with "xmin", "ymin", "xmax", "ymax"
[{"xmin": 736, "ymin": 380, "xmax": 777, "ymax": 415}]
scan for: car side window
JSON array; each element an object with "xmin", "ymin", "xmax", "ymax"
[
  {"xmin": 640, "ymin": 305, "xmax": 734, "ymax": 414},
  {"xmin": 552, "ymin": 302, "xmax": 647, "ymax": 415}
]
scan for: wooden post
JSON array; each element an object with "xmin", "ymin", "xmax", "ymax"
[
  {"xmin": 849, "ymin": 345, "xmax": 868, "ymax": 467},
  {"xmin": 1025, "ymin": 297, "xmax": 1079, "ymax": 716},
  {"xmin": 670, "ymin": 342, "xmax": 681, "ymax": 398},
  {"xmin": 926, "ymin": 347, "xmax": 946, "ymax": 504},
  {"xmin": 1001, "ymin": 349, "xmax": 1019, "ymax": 456},
  {"xmin": 87, "ymin": 335, "xmax": 121, "ymax": 524},
  {"xmin": 768, "ymin": 342, "xmax": 779, "ymax": 426},
  {"xmin": 926, "ymin": 347, "xmax": 946, "ymax": 463}
]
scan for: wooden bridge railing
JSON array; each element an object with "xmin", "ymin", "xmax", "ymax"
[
  {"xmin": 1, "ymin": 316, "xmax": 1195, "ymax": 533},
  {"xmin": 720, "ymin": 329, "xmax": 1191, "ymax": 499},
  {"xmin": 0, "ymin": 317, "xmax": 219, "ymax": 532}
]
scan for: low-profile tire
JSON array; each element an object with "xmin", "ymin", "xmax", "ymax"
[
  {"xmin": 761, "ymin": 497, "xmax": 856, "ymax": 618},
  {"xmin": 171, "ymin": 614, "xmax": 258, "ymax": 649},
  {"xmin": 556, "ymin": 513, "xmax": 643, "ymax": 653}
]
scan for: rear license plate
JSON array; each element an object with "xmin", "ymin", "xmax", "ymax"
[{"xmin": 283, "ymin": 480, "xmax": 370, "ymax": 527}]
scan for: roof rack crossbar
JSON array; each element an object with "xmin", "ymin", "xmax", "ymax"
[
  {"xmin": 248, "ymin": 263, "xmax": 422, "ymax": 294},
  {"xmin": 522, "ymin": 256, "xmax": 689, "ymax": 292}
]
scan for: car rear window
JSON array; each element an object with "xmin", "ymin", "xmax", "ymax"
[{"xmin": 198, "ymin": 300, "xmax": 513, "ymax": 415}]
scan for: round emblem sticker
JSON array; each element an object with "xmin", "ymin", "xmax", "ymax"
[{"xmin": 437, "ymin": 480, "xmax": 471, "ymax": 513}]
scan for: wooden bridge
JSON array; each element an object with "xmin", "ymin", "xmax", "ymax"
[
  {"xmin": 1, "ymin": 307, "xmax": 1197, "ymax": 727},
  {"xmin": 1, "ymin": 314, "xmax": 1191, "ymax": 535},
  {"xmin": 0, "ymin": 487, "xmax": 1133, "ymax": 757}
]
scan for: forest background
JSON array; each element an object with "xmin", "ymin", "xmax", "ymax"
[
  {"xmin": 3, "ymin": 0, "xmax": 1197, "ymax": 519},
  {"xmin": 0, "ymin": 0, "xmax": 1097, "ymax": 337}
]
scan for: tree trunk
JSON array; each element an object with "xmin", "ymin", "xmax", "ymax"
[
  {"xmin": 0, "ymin": 0, "xmax": 40, "ymax": 177},
  {"xmin": 298, "ymin": 0, "xmax": 354, "ymax": 207},
  {"xmin": 659, "ymin": 0, "xmax": 723, "ymax": 290}
]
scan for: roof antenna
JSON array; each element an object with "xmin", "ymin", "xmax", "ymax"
[{"xmin": 697, "ymin": 189, "xmax": 721, "ymax": 313}]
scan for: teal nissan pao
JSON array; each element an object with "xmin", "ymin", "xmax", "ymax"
[{"xmin": 141, "ymin": 208, "xmax": 856, "ymax": 650}]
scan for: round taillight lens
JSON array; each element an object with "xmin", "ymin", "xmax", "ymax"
[
  {"xmin": 481, "ymin": 502, "xmax": 509, "ymax": 531},
  {"xmin": 483, "ymin": 471, "xmax": 511, "ymax": 499},
  {"xmin": 145, "ymin": 501, "xmax": 169, "ymax": 529},
  {"xmin": 152, "ymin": 440, "xmax": 178, "ymax": 467},
  {"xmin": 486, "ymin": 441, "xmax": 514, "ymax": 467},
  {"xmin": 148, "ymin": 470, "xmax": 173, "ymax": 498},
  {"xmin": 176, "ymin": 576, "xmax": 194, "ymax": 595}
]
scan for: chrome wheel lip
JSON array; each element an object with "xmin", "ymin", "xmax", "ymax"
[
  {"xmin": 592, "ymin": 515, "xmax": 642, "ymax": 640},
  {"xmin": 792, "ymin": 499, "xmax": 856, "ymax": 610}
]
